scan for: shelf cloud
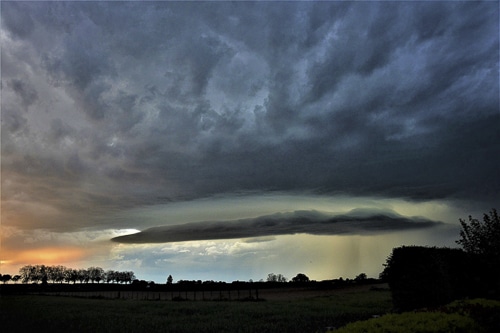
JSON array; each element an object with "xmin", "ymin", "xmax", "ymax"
[{"xmin": 112, "ymin": 209, "xmax": 442, "ymax": 244}]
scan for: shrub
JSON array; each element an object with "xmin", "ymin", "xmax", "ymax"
[{"xmin": 381, "ymin": 246, "xmax": 482, "ymax": 310}]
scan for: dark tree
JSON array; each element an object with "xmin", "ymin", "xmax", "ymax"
[
  {"xmin": 104, "ymin": 270, "xmax": 115, "ymax": 283},
  {"xmin": 456, "ymin": 208, "xmax": 500, "ymax": 296},
  {"xmin": 355, "ymin": 273, "xmax": 367, "ymax": 281},
  {"xmin": 78, "ymin": 269, "xmax": 89, "ymax": 283},
  {"xmin": 291, "ymin": 273, "xmax": 310, "ymax": 283},
  {"xmin": 266, "ymin": 273, "xmax": 287, "ymax": 282},
  {"xmin": 1, "ymin": 274, "xmax": 12, "ymax": 284},
  {"xmin": 266, "ymin": 273, "xmax": 277, "ymax": 282},
  {"xmin": 19, "ymin": 265, "xmax": 33, "ymax": 283},
  {"xmin": 167, "ymin": 274, "xmax": 173, "ymax": 284},
  {"xmin": 88, "ymin": 267, "xmax": 104, "ymax": 283},
  {"xmin": 456, "ymin": 208, "xmax": 500, "ymax": 259},
  {"xmin": 65, "ymin": 269, "xmax": 79, "ymax": 284}
]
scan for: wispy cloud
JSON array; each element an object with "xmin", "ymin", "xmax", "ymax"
[{"xmin": 112, "ymin": 209, "xmax": 441, "ymax": 244}]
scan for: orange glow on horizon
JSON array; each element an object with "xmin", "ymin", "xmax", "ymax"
[{"xmin": 2, "ymin": 247, "xmax": 87, "ymax": 268}]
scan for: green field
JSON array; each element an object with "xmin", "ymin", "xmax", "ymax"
[{"xmin": 0, "ymin": 286, "xmax": 392, "ymax": 333}]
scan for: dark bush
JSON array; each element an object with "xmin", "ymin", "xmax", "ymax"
[{"xmin": 382, "ymin": 246, "xmax": 483, "ymax": 311}]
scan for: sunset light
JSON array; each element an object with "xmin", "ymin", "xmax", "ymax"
[{"xmin": 14, "ymin": 247, "xmax": 86, "ymax": 265}]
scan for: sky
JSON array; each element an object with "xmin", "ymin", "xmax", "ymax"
[{"xmin": 1, "ymin": 1, "xmax": 499, "ymax": 283}]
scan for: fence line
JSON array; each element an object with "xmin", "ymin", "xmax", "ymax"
[{"xmin": 35, "ymin": 288, "xmax": 260, "ymax": 301}]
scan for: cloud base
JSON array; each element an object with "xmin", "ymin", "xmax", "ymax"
[{"xmin": 112, "ymin": 209, "xmax": 441, "ymax": 244}]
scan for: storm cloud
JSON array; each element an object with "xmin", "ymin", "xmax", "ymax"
[
  {"xmin": 112, "ymin": 209, "xmax": 442, "ymax": 244},
  {"xmin": 2, "ymin": 1, "xmax": 498, "ymax": 233}
]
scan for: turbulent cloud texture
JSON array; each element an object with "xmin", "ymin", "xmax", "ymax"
[
  {"xmin": 112, "ymin": 209, "xmax": 441, "ymax": 244},
  {"xmin": 2, "ymin": 2, "xmax": 498, "ymax": 232}
]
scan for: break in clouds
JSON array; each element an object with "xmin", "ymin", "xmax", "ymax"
[
  {"xmin": 111, "ymin": 209, "xmax": 442, "ymax": 244},
  {"xmin": 1, "ymin": 1, "xmax": 499, "ymax": 234}
]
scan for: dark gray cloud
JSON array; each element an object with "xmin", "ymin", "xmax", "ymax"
[
  {"xmin": 8, "ymin": 78, "xmax": 38, "ymax": 110},
  {"xmin": 1, "ymin": 2, "xmax": 36, "ymax": 39},
  {"xmin": 1, "ymin": 1, "xmax": 499, "ymax": 232},
  {"xmin": 112, "ymin": 209, "xmax": 442, "ymax": 244}
]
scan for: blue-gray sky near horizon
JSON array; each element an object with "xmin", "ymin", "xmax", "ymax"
[{"xmin": 1, "ymin": 1, "xmax": 499, "ymax": 282}]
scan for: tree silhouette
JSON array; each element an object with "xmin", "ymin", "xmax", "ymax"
[
  {"xmin": 267, "ymin": 273, "xmax": 287, "ymax": 282},
  {"xmin": 1, "ymin": 274, "xmax": 12, "ymax": 284},
  {"xmin": 88, "ymin": 267, "xmax": 104, "ymax": 283},
  {"xmin": 456, "ymin": 208, "xmax": 500, "ymax": 259},
  {"xmin": 355, "ymin": 273, "xmax": 367, "ymax": 281},
  {"xmin": 292, "ymin": 273, "xmax": 310, "ymax": 283},
  {"xmin": 65, "ymin": 269, "xmax": 79, "ymax": 284},
  {"xmin": 16, "ymin": 265, "xmax": 136, "ymax": 285},
  {"xmin": 456, "ymin": 208, "xmax": 500, "ymax": 296}
]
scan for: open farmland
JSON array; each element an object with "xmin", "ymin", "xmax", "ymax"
[{"xmin": 0, "ymin": 284, "xmax": 392, "ymax": 333}]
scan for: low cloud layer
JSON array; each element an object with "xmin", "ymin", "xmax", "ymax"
[{"xmin": 112, "ymin": 209, "xmax": 441, "ymax": 244}]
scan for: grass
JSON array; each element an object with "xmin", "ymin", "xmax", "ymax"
[
  {"xmin": 335, "ymin": 298, "xmax": 500, "ymax": 333},
  {"xmin": 0, "ymin": 287, "xmax": 392, "ymax": 333},
  {"xmin": 335, "ymin": 312, "xmax": 478, "ymax": 333}
]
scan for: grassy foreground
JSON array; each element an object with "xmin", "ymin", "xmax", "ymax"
[
  {"xmin": 335, "ymin": 298, "xmax": 500, "ymax": 333},
  {"xmin": 0, "ymin": 287, "xmax": 391, "ymax": 333}
]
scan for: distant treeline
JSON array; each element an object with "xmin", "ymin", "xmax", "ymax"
[
  {"xmin": 1, "ymin": 265, "xmax": 136, "ymax": 285},
  {"xmin": 1, "ymin": 267, "xmax": 381, "ymax": 296},
  {"xmin": 0, "ymin": 272, "xmax": 385, "ymax": 300},
  {"xmin": 1, "ymin": 264, "xmax": 373, "ymax": 288}
]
